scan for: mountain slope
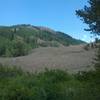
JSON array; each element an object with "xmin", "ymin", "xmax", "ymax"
[{"xmin": 0, "ymin": 24, "xmax": 85, "ymax": 57}]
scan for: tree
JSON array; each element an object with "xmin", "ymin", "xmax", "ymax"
[
  {"xmin": 76, "ymin": 0, "xmax": 100, "ymax": 69},
  {"xmin": 76, "ymin": 0, "xmax": 100, "ymax": 35},
  {"xmin": 11, "ymin": 36, "xmax": 31, "ymax": 57}
]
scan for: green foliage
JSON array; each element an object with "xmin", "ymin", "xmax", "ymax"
[
  {"xmin": 76, "ymin": 0, "xmax": 100, "ymax": 71},
  {"xmin": 76, "ymin": 0, "xmax": 100, "ymax": 35},
  {"xmin": 0, "ymin": 36, "xmax": 31, "ymax": 57},
  {"xmin": 0, "ymin": 65, "xmax": 100, "ymax": 100},
  {"xmin": 11, "ymin": 37, "xmax": 31, "ymax": 57},
  {"xmin": 0, "ymin": 25, "xmax": 85, "ymax": 57}
]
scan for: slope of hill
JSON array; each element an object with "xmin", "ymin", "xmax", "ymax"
[
  {"xmin": 0, "ymin": 45, "xmax": 95, "ymax": 72},
  {"xmin": 0, "ymin": 24, "xmax": 85, "ymax": 57}
]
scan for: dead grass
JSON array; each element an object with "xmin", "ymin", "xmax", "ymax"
[{"xmin": 0, "ymin": 45, "xmax": 96, "ymax": 73}]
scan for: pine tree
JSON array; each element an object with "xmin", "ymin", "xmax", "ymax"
[
  {"xmin": 76, "ymin": 0, "xmax": 100, "ymax": 69},
  {"xmin": 76, "ymin": 0, "xmax": 100, "ymax": 35}
]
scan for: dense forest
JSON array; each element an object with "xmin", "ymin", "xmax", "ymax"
[{"xmin": 0, "ymin": 24, "xmax": 85, "ymax": 57}]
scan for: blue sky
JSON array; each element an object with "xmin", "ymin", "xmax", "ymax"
[{"xmin": 0, "ymin": 0, "xmax": 95, "ymax": 42}]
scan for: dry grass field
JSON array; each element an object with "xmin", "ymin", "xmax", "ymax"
[{"xmin": 0, "ymin": 45, "xmax": 96, "ymax": 72}]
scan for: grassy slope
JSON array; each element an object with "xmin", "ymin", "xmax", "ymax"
[
  {"xmin": 0, "ymin": 24, "xmax": 85, "ymax": 57},
  {"xmin": 0, "ymin": 24, "xmax": 85, "ymax": 47}
]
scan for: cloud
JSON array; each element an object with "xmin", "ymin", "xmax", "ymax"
[
  {"xmin": 82, "ymin": 35, "xmax": 88, "ymax": 41},
  {"xmin": 82, "ymin": 35, "xmax": 95, "ymax": 43}
]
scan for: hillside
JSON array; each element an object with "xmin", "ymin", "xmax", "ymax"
[
  {"xmin": 0, "ymin": 24, "xmax": 85, "ymax": 57},
  {"xmin": 0, "ymin": 45, "xmax": 95, "ymax": 72}
]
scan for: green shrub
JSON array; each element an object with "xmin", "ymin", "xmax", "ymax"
[{"xmin": 0, "ymin": 65, "xmax": 100, "ymax": 100}]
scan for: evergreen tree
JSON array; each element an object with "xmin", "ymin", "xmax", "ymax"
[
  {"xmin": 76, "ymin": 0, "xmax": 100, "ymax": 35},
  {"xmin": 76, "ymin": 0, "xmax": 100, "ymax": 69}
]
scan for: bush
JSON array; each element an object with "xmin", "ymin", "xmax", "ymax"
[
  {"xmin": 11, "ymin": 38, "xmax": 31, "ymax": 57},
  {"xmin": 83, "ymin": 44, "xmax": 89, "ymax": 51},
  {"xmin": 0, "ymin": 65, "xmax": 100, "ymax": 100},
  {"xmin": 0, "ymin": 36, "xmax": 32, "ymax": 57}
]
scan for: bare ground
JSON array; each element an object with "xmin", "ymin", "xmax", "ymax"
[{"xmin": 0, "ymin": 45, "xmax": 96, "ymax": 73}]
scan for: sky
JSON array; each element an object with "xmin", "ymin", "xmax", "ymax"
[{"xmin": 0, "ymin": 0, "xmax": 95, "ymax": 42}]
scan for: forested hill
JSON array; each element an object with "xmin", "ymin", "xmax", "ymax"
[{"xmin": 0, "ymin": 24, "xmax": 85, "ymax": 57}]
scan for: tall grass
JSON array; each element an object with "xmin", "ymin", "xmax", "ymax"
[{"xmin": 0, "ymin": 65, "xmax": 100, "ymax": 100}]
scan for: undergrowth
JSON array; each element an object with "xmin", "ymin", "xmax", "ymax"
[{"xmin": 0, "ymin": 65, "xmax": 100, "ymax": 100}]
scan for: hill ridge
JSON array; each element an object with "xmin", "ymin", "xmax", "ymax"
[{"xmin": 0, "ymin": 24, "xmax": 85, "ymax": 57}]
